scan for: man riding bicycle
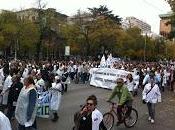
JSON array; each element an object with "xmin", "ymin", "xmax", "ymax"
[{"xmin": 107, "ymin": 78, "xmax": 133, "ymax": 126}]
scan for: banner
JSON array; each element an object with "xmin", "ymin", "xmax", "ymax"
[
  {"xmin": 90, "ymin": 68, "xmax": 131, "ymax": 89},
  {"xmin": 65, "ymin": 46, "xmax": 70, "ymax": 56},
  {"xmin": 37, "ymin": 91, "xmax": 50, "ymax": 118}
]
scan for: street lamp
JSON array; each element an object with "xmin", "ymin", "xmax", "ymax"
[
  {"xmin": 144, "ymin": 33, "xmax": 147, "ymax": 62},
  {"xmin": 142, "ymin": 32, "xmax": 148, "ymax": 62}
]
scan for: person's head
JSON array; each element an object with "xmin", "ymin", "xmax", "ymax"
[
  {"xmin": 24, "ymin": 76, "xmax": 35, "ymax": 87},
  {"xmin": 126, "ymin": 73, "xmax": 133, "ymax": 82},
  {"xmin": 116, "ymin": 78, "xmax": 124, "ymax": 87},
  {"xmin": 149, "ymin": 70, "xmax": 155, "ymax": 79},
  {"xmin": 149, "ymin": 77, "xmax": 155, "ymax": 85},
  {"xmin": 55, "ymin": 76, "xmax": 61, "ymax": 83},
  {"xmin": 86, "ymin": 95, "xmax": 97, "ymax": 112},
  {"xmin": 36, "ymin": 73, "xmax": 42, "ymax": 80}
]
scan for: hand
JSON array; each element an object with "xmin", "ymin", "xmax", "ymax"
[
  {"xmin": 80, "ymin": 106, "xmax": 88, "ymax": 115},
  {"xmin": 142, "ymin": 99, "xmax": 146, "ymax": 104}
]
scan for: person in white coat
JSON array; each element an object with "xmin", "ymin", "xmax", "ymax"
[
  {"xmin": 142, "ymin": 77, "xmax": 161, "ymax": 124},
  {"xmin": 0, "ymin": 111, "xmax": 11, "ymax": 130},
  {"xmin": 0, "ymin": 67, "xmax": 4, "ymax": 93},
  {"xmin": 50, "ymin": 76, "xmax": 62, "ymax": 121},
  {"xmin": 0, "ymin": 71, "xmax": 12, "ymax": 112},
  {"xmin": 126, "ymin": 73, "xmax": 135, "ymax": 94},
  {"xmin": 73, "ymin": 95, "xmax": 107, "ymax": 130},
  {"xmin": 133, "ymin": 71, "xmax": 140, "ymax": 96}
]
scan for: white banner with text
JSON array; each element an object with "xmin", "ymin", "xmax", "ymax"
[{"xmin": 90, "ymin": 68, "xmax": 131, "ymax": 89}]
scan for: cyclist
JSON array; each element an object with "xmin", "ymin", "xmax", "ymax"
[
  {"xmin": 107, "ymin": 78, "xmax": 133, "ymax": 126},
  {"xmin": 73, "ymin": 95, "xmax": 107, "ymax": 130}
]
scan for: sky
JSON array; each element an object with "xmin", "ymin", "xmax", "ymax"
[{"xmin": 0, "ymin": 0, "xmax": 171, "ymax": 34}]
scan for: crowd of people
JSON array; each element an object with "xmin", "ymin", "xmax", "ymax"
[{"xmin": 0, "ymin": 58, "xmax": 174, "ymax": 130}]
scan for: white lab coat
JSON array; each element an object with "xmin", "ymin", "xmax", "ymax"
[
  {"xmin": 50, "ymin": 83, "xmax": 62, "ymax": 111},
  {"xmin": 35, "ymin": 78, "xmax": 45, "ymax": 93},
  {"xmin": 133, "ymin": 74, "xmax": 140, "ymax": 90},
  {"xmin": 22, "ymin": 68, "xmax": 29, "ymax": 78},
  {"xmin": 0, "ymin": 68, "xmax": 4, "ymax": 91},
  {"xmin": 142, "ymin": 83, "xmax": 161, "ymax": 104},
  {"xmin": 0, "ymin": 111, "xmax": 12, "ymax": 130},
  {"xmin": 92, "ymin": 109, "xmax": 103, "ymax": 130},
  {"xmin": 126, "ymin": 80, "xmax": 134, "ymax": 92},
  {"xmin": 2, "ymin": 75, "xmax": 12, "ymax": 105}
]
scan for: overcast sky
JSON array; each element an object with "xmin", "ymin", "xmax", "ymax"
[{"xmin": 0, "ymin": 0, "xmax": 171, "ymax": 34}]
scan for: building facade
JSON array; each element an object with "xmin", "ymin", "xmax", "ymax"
[
  {"xmin": 159, "ymin": 12, "xmax": 174, "ymax": 39},
  {"xmin": 16, "ymin": 8, "xmax": 68, "ymax": 23},
  {"xmin": 124, "ymin": 17, "xmax": 151, "ymax": 34}
]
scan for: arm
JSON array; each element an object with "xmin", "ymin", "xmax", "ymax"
[
  {"xmin": 99, "ymin": 121, "xmax": 107, "ymax": 130},
  {"xmin": 142, "ymin": 85, "xmax": 147, "ymax": 100},
  {"xmin": 108, "ymin": 87, "xmax": 117, "ymax": 101},
  {"xmin": 156, "ymin": 86, "xmax": 161, "ymax": 102},
  {"xmin": 27, "ymin": 89, "xmax": 37, "ymax": 121}
]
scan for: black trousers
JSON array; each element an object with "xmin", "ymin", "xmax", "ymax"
[
  {"xmin": 117, "ymin": 100, "xmax": 133, "ymax": 122},
  {"xmin": 6, "ymin": 104, "xmax": 15, "ymax": 120},
  {"xmin": 18, "ymin": 120, "xmax": 37, "ymax": 130}
]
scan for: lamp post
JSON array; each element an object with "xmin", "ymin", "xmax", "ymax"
[{"xmin": 143, "ymin": 33, "xmax": 147, "ymax": 62}]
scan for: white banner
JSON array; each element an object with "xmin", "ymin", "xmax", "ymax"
[
  {"xmin": 37, "ymin": 91, "xmax": 50, "ymax": 118},
  {"xmin": 65, "ymin": 46, "xmax": 70, "ymax": 56},
  {"xmin": 90, "ymin": 68, "xmax": 131, "ymax": 89}
]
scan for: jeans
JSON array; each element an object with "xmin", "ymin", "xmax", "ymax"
[{"xmin": 147, "ymin": 102, "xmax": 155, "ymax": 120}]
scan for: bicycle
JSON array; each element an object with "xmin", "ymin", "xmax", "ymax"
[{"xmin": 103, "ymin": 102, "xmax": 138, "ymax": 130}]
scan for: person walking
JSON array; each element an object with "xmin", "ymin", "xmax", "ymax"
[
  {"xmin": 50, "ymin": 76, "xmax": 62, "ymax": 121},
  {"xmin": 142, "ymin": 77, "xmax": 161, "ymax": 124}
]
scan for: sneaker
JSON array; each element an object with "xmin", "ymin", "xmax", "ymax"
[
  {"xmin": 151, "ymin": 119, "xmax": 154, "ymax": 124},
  {"xmin": 148, "ymin": 117, "xmax": 151, "ymax": 121}
]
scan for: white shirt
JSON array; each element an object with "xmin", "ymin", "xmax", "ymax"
[
  {"xmin": 0, "ymin": 111, "xmax": 12, "ymax": 130},
  {"xmin": 92, "ymin": 109, "xmax": 103, "ymax": 130},
  {"xmin": 126, "ymin": 80, "xmax": 134, "ymax": 92},
  {"xmin": 142, "ymin": 83, "xmax": 161, "ymax": 103}
]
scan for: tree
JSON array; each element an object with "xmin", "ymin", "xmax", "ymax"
[
  {"xmin": 35, "ymin": 0, "xmax": 47, "ymax": 60},
  {"xmin": 165, "ymin": 0, "xmax": 175, "ymax": 11},
  {"xmin": 88, "ymin": 5, "xmax": 121, "ymax": 24},
  {"xmin": 0, "ymin": 11, "xmax": 40, "ymax": 59},
  {"xmin": 0, "ymin": 11, "xmax": 18, "ymax": 58}
]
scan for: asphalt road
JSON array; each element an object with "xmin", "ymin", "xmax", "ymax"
[{"xmin": 11, "ymin": 83, "xmax": 175, "ymax": 130}]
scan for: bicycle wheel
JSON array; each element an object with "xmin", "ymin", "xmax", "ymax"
[
  {"xmin": 103, "ymin": 112, "xmax": 114, "ymax": 130},
  {"xmin": 124, "ymin": 108, "xmax": 138, "ymax": 128}
]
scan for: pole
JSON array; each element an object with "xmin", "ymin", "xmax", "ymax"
[
  {"xmin": 15, "ymin": 39, "xmax": 18, "ymax": 61},
  {"xmin": 144, "ymin": 33, "xmax": 147, "ymax": 61}
]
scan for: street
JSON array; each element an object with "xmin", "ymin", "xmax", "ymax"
[{"xmin": 12, "ymin": 83, "xmax": 175, "ymax": 130}]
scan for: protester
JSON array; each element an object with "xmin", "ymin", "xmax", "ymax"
[
  {"xmin": 0, "ymin": 70, "xmax": 13, "ymax": 112},
  {"xmin": 6, "ymin": 74, "xmax": 23, "ymax": 120},
  {"xmin": 15, "ymin": 76, "xmax": 38, "ymax": 130},
  {"xmin": 142, "ymin": 77, "xmax": 161, "ymax": 124},
  {"xmin": 0, "ymin": 111, "xmax": 12, "ymax": 130},
  {"xmin": 126, "ymin": 73, "xmax": 135, "ymax": 94},
  {"xmin": 50, "ymin": 76, "xmax": 62, "ymax": 121},
  {"xmin": 73, "ymin": 95, "xmax": 107, "ymax": 130},
  {"xmin": 107, "ymin": 78, "xmax": 133, "ymax": 126}
]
